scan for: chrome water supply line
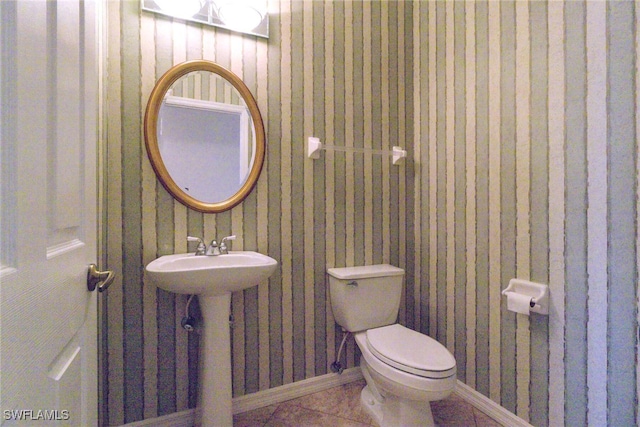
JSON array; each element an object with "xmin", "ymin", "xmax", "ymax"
[
  {"xmin": 181, "ymin": 294, "xmax": 196, "ymax": 331},
  {"xmin": 330, "ymin": 331, "xmax": 352, "ymax": 374}
]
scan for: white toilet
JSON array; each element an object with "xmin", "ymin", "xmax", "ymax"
[{"xmin": 328, "ymin": 264, "xmax": 456, "ymax": 427}]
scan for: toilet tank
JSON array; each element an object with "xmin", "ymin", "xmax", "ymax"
[{"xmin": 328, "ymin": 264, "xmax": 405, "ymax": 332}]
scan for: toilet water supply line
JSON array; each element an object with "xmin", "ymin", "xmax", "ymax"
[{"xmin": 330, "ymin": 331, "xmax": 352, "ymax": 374}]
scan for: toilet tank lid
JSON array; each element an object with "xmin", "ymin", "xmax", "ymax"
[{"xmin": 327, "ymin": 264, "xmax": 404, "ymax": 280}]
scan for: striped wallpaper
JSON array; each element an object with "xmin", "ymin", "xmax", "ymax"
[{"xmin": 102, "ymin": 1, "xmax": 639, "ymax": 426}]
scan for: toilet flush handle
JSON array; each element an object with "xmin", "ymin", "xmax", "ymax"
[{"xmin": 347, "ymin": 280, "xmax": 358, "ymax": 288}]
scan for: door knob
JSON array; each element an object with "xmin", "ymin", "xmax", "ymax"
[{"xmin": 87, "ymin": 264, "xmax": 115, "ymax": 292}]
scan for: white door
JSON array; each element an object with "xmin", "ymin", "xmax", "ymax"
[{"xmin": 0, "ymin": 1, "xmax": 104, "ymax": 425}]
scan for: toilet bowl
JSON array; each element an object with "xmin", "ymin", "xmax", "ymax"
[
  {"xmin": 355, "ymin": 325, "xmax": 456, "ymax": 426},
  {"xmin": 328, "ymin": 265, "xmax": 456, "ymax": 427}
]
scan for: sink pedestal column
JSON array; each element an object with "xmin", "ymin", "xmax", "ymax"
[{"xmin": 199, "ymin": 293, "xmax": 233, "ymax": 426}]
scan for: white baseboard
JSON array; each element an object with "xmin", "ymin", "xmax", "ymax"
[
  {"xmin": 232, "ymin": 367, "xmax": 363, "ymax": 415},
  {"xmin": 121, "ymin": 368, "xmax": 362, "ymax": 427},
  {"xmin": 122, "ymin": 371, "xmax": 532, "ymax": 427},
  {"xmin": 122, "ymin": 408, "xmax": 198, "ymax": 427},
  {"xmin": 454, "ymin": 380, "xmax": 534, "ymax": 427}
]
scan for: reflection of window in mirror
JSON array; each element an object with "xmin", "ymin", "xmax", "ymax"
[{"xmin": 158, "ymin": 95, "xmax": 253, "ymax": 202}]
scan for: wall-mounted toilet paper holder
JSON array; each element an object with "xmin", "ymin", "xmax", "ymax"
[{"xmin": 501, "ymin": 279, "xmax": 549, "ymax": 315}]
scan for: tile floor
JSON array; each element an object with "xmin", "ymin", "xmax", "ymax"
[{"xmin": 233, "ymin": 379, "xmax": 503, "ymax": 426}]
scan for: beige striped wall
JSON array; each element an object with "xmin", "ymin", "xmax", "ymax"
[{"xmin": 103, "ymin": 2, "xmax": 640, "ymax": 426}]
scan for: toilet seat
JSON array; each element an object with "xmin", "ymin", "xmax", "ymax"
[{"xmin": 365, "ymin": 324, "xmax": 456, "ymax": 379}]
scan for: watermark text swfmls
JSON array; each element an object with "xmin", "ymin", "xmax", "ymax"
[{"xmin": 3, "ymin": 409, "xmax": 70, "ymax": 421}]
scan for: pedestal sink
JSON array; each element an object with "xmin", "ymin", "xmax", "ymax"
[{"xmin": 145, "ymin": 251, "xmax": 278, "ymax": 426}]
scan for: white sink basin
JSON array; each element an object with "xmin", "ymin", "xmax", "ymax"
[
  {"xmin": 146, "ymin": 250, "xmax": 278, "ymax": 425},
  {"xmin": 145, "ymin": 251, "xmax": 278, "ymax": 295}
]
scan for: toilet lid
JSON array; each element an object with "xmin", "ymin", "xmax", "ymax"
[{"xmin": 366, "ymin": 324, "xmax": 456, "ymax": 379}]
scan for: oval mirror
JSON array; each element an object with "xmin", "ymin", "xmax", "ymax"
[{"xmin": 144, "ymin": 60, "xmax": 265, "ymax": 213}]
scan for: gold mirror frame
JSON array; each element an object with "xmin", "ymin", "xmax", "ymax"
[{"xmin": 144, "ymin": 60, "xmax": 265, "ymax": 213}]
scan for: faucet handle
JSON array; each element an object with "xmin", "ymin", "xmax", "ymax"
[
  {"xmin": 219, "ymin": 235, "xmax": 236, "ymax": 254},
  {"xmin": 187, "ymin": 236, "xmax": 206, "ymax": 255}
]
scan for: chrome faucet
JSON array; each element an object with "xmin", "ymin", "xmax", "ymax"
[{"xmin": 188, "ymin": 235, "xmax": 236, "ymax": 256}]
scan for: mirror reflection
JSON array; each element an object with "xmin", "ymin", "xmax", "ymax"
[
  {"xmin": 158, "ymin": 71, "xmax": 254, "ymax": 202},
  {"xmin": 144, "ymin": 60, "xmax": 265, "ymax": 213}
]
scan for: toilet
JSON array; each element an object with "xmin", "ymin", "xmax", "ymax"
[{"xmin": 328, "ymin": 264, "xmax": 456, "ymax": 427}]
